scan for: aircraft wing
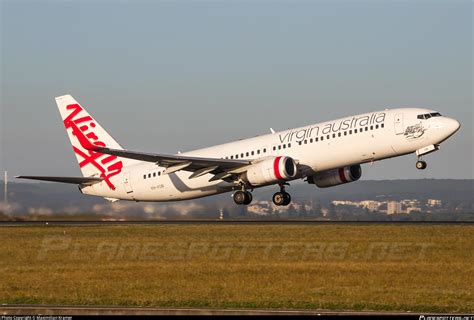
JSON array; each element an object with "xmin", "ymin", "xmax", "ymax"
[
  {"xmin": 91, "ymin": 147, "xmax": 251, "ymax": 180},
  {"xmin": 16, "ymin": 176, "xmax": 103, "ymax": 185}
]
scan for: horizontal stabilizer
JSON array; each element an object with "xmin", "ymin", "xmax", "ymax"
[{"xmin": 16, "ymin": 176, "xmax": 103, "ymax": 185}]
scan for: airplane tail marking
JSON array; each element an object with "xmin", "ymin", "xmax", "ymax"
[{"xmin": 56, "ymin": 95, "xmax": 134, "ymax": 190}]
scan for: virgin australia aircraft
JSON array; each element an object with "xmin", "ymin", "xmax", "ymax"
[{"xmin": 18, "ymin": 95, "xmax": 460, "ymax": 206}]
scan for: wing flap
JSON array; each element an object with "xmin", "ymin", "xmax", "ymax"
[
  {"xmin": 163, "ymin": 162, "xmax": 192, "ymax": 175},
  {"xmin": 16, "ymin": 176, "xmax": 103, "ymax": 185}
]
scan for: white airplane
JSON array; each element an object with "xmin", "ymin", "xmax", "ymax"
[{"xmin": 18, "ymin": 95, "xmax": 460, "ymax": 206}]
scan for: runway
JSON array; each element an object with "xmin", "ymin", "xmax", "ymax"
[
  {"xmin": 0, "ymin": 305, "xmax": 454, "ymax": 316},
  {"xmin": 1, "ymin": 219, "xmax": 472, "ymax": 226}
]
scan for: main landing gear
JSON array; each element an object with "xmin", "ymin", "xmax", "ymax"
[
  {"xmin": 233, "ymin": 190, "xmax": 253, "ymax": 205},
  {"xmin": 272, "ymin": 184, "xmax": 291, "ymax": 206},
  {"xmin": 232, "ymin": 182, "xmax": 292, "ymax": 206},
  {"xmin": 233, "ymin": 181, "xmax": 253, "ymax": 205}
]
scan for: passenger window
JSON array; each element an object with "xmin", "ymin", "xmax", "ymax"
[
  {"xmin": 251, "ymin": 151, "xmax": 254, "ymax": 156},
  {"xmin": 263, "ymin": 148, "xmax": 266, "ymax": 153},
  {"xmin": 278, "ymin": 145, "xmax": 281, "ymax": 150},
  {"xmin": 158, "ymin": 172, "xmax": 161, "ymax": 176},
  {"xmin": 288, "ymin": 143, "xmax": 291, "ymax": 148},
  {"xmin": 376, "ymin": 125, "xmax": 379, "ymax": 129},
  {"xmin": 236, "ymin": 155, "xmax": 239, "ymax": 159},
  {"xmin": 355, "ymin": 129, "xmax": 358, "ymax": 133},
  {"xmin": 143, "ymin": 175, "xmax": 146, "ymax": 179},
  {"xmin": 338, "ymin": 132, "xmax": 341, "ymax": 137},
  {"xmin": 381, "ymin": 124, "xmax": 384, "ymax": 128},
  {"xmin": 327, "ymin": 135, "xmax": 330, "ymax": 139},
  {"xmin": 304, "ymin": 140, "xmax": 307, "ymax": 144},
  {"xmin": 315, "ymin": 137, "xmax": 319, "ymax": 142},
  {"xmin": 344, "ymin": 131, "xmax": 347, "ymax": 136},
  {"xmin": 273, "ymin": 146, "xmax": 276, "ymax": 151},
  {"xmin": 246, "ymin": 152, "xmax": 249, "ymax": 156},
  {"xmin": 257, "ymin": 150, "xmax": 260, "ymax": 154},
  {"xmin": 370, "ymin": 126, "xmax": 373, "ymax": 130},
  {"xmin": 148, "ymin": 173, "xmax": 151, "ymax": 178},
  {"xmin": 153, "ymin": 172, "xmax": 156, "ymax": 177},
  {"xmin": 283, "ymin": 144, "xmax": 286, "ymax": 149},
  {"xmin": 241, "ymin": 153, "xmax": 244, "ymax": 158},
  {"xmin": 321, "ymin": 136, "xmax": 324, "ymax": 141}
]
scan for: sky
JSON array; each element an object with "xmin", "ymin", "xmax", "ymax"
[{"xmin": 1, "ymin": 1, "xmax": 472, "ymax": 180}]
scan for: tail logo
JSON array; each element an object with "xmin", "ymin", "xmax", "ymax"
[{"xmin": 63, "ymin": 104, "xmax": 122, "ymax": 190}]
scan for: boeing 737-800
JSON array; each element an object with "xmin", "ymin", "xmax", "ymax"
[{"xmin": 18, "ymin": 95, "xmax": 460, "ymax": 206}]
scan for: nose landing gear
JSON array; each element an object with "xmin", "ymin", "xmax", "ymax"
[
  {"xmin": 415, "ymin": 145, "xmax": 438, "ymax": 170},
  {"xmin": 416, "ymin": 155, "xmax": 428, "ymax": 170},
  {"xmin": 416, "ymin": 160, "xmax": 427, "ymax": 170}
]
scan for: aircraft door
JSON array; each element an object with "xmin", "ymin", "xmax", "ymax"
[
  {"xmin": 394, "ymin": 113, "xmax": 404, "ymax": 135},
  {"xmin": 123, "ymin": 172, "xmax": 133, "ymax": 194}
]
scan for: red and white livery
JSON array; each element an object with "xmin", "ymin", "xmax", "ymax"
[{"xmin": 18, "ymin": 95, "xmax": 460, "ymax": 206}]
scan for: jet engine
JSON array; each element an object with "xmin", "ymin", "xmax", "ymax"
[
  {"xmin": 307, "ymin": 165, "xmax": 361, "ymax": 188},
  {"xmin": 243, "ymin": 156, "xmax": 297, "ymax": 186}
]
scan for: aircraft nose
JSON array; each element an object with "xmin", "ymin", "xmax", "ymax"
[{"xmin": 445, "ymin": 117, "xmax": 461, "ymax": 134}]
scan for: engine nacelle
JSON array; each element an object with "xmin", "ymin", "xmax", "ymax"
[
  {"xmin": 244, "ymin": 156, "xmax": 297, "ymax": 186},
  {"xmin": 308, "ymin": 165, "xmax": 362, "ymax": 188}
]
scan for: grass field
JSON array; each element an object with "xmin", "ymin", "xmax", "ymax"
[{"xmin": 1, "ymin": 223, "xmax": 473, "ymax": 312}]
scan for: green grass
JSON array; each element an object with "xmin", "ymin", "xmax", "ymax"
[{"xmin": 1, "ymin": 223, "xmax": 473, "ymax": 312}]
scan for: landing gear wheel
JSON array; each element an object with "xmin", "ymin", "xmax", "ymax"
[
  {"xmin": 243, "ymin": 191, "xmax": 253, "ymax": 205},
  {"xmin": 282, "ymin": 192, "xmax": 291, "ymax": 206},
  {"xmin": 273, "ymin": 191, "xmax": 291, "ymax": 206},
  {"xmin": 233, "ymin": 190, "xmax": 246, "ymax": 205},
  {"xmin": 233, "ymin": 190, "xmax": 253, "ymax": 205},
  {"xmin": 273, "ymin": 192, "xmax": 285, "ymax": 206},
  {"xmin": 416, "ymin": 160, "xmax": 427, "ymax": 170}
]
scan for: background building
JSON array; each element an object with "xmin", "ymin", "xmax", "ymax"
[
  {"xmin": 427, "ymin": 199, "xmax": 442, "ymax": 207},
  {"xmin": 387, "ymin": 201, "xmax": 402, "ymax": 215}
]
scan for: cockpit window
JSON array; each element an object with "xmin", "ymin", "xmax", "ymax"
[{"xmin": 417, "ymin": 112, "xmax": 442, "ymax": 120}]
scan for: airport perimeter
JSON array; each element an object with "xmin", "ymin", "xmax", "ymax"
[{"xmin": 1, "ymin": 222, "xmax": 473, "ymax": 313}]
